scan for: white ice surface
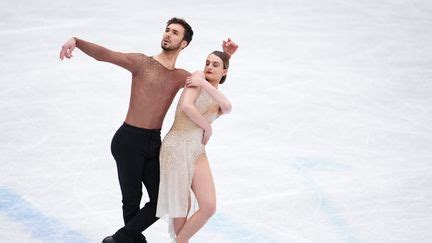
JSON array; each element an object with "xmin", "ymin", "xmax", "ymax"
[{"xmin": 1, "ymin": 0, "xmax": 432, "ymax": 242}]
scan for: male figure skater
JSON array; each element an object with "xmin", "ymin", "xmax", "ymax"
[{"xmin": 59, "ymin": 17, "xmax": 238, "ymax": 243}]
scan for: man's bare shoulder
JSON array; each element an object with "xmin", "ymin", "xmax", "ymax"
[
  {"xmin": 131, "ymin": 52, "xmax": 148, "ymax": 60},
  {"xmin": 175, "ymin": 68, "xmax": 191, "ymax": 77},
  {"xmin": 122, "ymin": 52, "xmax": 148, "ymax": 65},
  {"xmin": 134, "ymin": 53, "xmax": 165, "ymax": 70},
  {"xmin": 171, "ymin": 69, "xmax": 189, "ymax": 88}
]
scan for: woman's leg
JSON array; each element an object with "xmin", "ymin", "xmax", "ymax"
[
  {"xmin": 173, "ymin": 195, "xmax": 192, "ymax": 235},
  {"xmin": 173, "ymin": 217, "xmax": 187, "ymax": 236},
  {"xmin": 176, "ymin": 154, "xmax": 216, "ymax": 243}
]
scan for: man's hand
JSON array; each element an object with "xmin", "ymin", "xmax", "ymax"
[
  {"xmin": 185, "ymin": 71, "xmax": 205, "ymax": 88},
  {"xmin": 222, "ymin": 38, "xmax": 239, "ymax": 57},
  {"xmin": 185, "ymin": 76, "xmax": 203, "ymax": 88},
  {"xmin": 60, "ymin": 37, "xmax": 77, "ymax": 60}
]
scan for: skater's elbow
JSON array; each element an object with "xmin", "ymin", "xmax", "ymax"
[
  {"xmin": 181, "ymin": 104, "xmax": 195, "ymax": 114},
  {"xmin": 220, "ymin": 101, "xmax": 232, "ymax": 114}
]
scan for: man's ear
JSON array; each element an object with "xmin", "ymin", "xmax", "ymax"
[{"xmin": 180, "ymin": 40, "xmax": 188, "ymax": 49}]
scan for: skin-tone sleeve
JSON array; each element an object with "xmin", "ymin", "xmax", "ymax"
[
  {"xmin": 189, "ymin": 71, "xmax": 232, "ymax": 114},
  {"xmin": 181, "ymin": 86, "xmax": 211, "ymax": 130},
  {"xmin": 74, "ymin": 37, "xmax": 143, "ymax": 74}
]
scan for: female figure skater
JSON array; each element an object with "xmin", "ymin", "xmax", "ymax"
[{"xmin": 156, "ymin": 47, "xmax": 236, "ymax": 243}]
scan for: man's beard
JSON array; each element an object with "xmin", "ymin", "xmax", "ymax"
[{"xmin": 161, "ymin": 41, "xmax": 181, "ymax": 51}]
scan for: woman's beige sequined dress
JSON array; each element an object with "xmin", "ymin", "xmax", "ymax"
[{"xmin": 156, "ymin": 88, "xmax": 219, "ymax": 220}]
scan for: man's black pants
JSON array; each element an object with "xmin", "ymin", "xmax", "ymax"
[{"xmin": 110, "ymin": 122, "xmax": 161, "ymax": 233}]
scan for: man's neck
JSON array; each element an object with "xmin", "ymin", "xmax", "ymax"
[{"xmin": 153, "ymin": 50, "xmax": 180, "ymax": 70}]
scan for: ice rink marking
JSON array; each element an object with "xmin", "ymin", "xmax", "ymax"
[{"xmin": 0, "ymin": 186, "xmax": 90, "ymax": 243}]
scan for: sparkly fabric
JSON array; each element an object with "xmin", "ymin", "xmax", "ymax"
[{"xmin": 156, "ymin": 88, "xmax": 219, "ymax": 221}]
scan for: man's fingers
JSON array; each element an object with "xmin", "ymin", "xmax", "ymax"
[
  {"xmin": 67, "ymin": 49, "xmax": 74, "ymax": 58},
  {"xmin": 60, "ymin": 47, "xmax": 66, "ymax": 60},
  {"xmin": 70, "ymin": 45, "xmax": 75, "ymax": 57},
  {"xmin": 59, "ymin": 42, "xmax": 76, "ymax": 60},
  {"xmin": 70, "ymin": 45, "xmax": 75, "ymax": 54},
  {"xmin": 62, "ymin": 47, "xmax": 71, "ymax": 59}
]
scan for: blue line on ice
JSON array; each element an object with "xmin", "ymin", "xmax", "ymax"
[
  {"xmin": 0, "ymin": 186, "xmax": 90, "ymax": 243},
  {"xmin": 294, "ymin": 158, "xmax": 359, "ymax": 243}
]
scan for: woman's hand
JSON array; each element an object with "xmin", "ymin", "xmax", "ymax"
[{"xmin": 202, "ymin": 124, "xmax": 212, "ymax": 145}]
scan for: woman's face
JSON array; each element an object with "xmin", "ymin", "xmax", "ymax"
[{"xmin": 204, "ymin": 54, "xmax": 227, "ymax": 83}]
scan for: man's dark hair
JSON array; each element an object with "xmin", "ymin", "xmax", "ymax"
[{"xmin": 167, "ymin": 17, "xmax": 193, "ymax": 47}]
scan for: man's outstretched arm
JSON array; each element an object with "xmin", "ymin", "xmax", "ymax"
[{"xmin": 59, "ymin": 37, "xmax": 142, "ymax": 73}]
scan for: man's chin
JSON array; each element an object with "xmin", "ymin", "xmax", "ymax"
[{"xmin": 161, "ymin": 45, "xmax": 179, "ymax": 52}]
